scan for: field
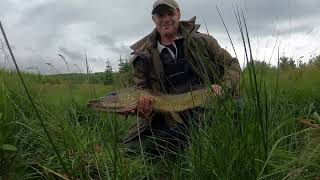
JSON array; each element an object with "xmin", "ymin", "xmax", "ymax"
[{"xmin": 0, "ymin": 61, "xmax": 320, "ymax": 179}]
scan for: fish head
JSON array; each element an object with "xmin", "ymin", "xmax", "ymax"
[{"xmin": 87, "ymin": 88, "xmax": 139, "ymax": 113}]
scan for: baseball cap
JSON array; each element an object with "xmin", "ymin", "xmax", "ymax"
[{"xmin": 152, "ymin": 0, "xmax": 179, "ymax": 15}]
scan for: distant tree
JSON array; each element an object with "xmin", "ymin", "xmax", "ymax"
[
  {"xmin": 308, "ymin": 55, "xmax": 320, "ymax": 68},
  {"xmin": 315, "ymin": 55, "xmax": 320, "ymax": 66},
  {"xmin": 279, "ymin": 56, "xmax": 288, "ymax": 70},
  {"xmin": 115, "ymin": 55, "xmax": 134, "ymax": 87},
  {"xmin": 118, "ymin": 55, "xmax": 131, "ymax": 73},
  {"xmin": 253, "ymin": 60, "xmax": 270, "ymax": 68},
  {"xmin": 104, "ymin": 60, "xmax": 113, "ymax": 85},
  {"xmin": 288, "ymin": 58, "xmax": 296, "ymax": 69},
  {"xmin": 279, "ymin": 56, "xmax": 296, "ymax": 70},
  {"xmin": 298, "ymin": 60, "xmax": 306, "ymax": 69}
]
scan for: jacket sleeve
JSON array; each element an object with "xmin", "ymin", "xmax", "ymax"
[{"xmin": 204, "ymin": 35, "xmax": 241, "ymax": 96}]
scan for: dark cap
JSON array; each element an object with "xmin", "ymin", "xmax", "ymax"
[{"xmin": 152, "ymin": 0, "xmax": 179, "ymax": 15}]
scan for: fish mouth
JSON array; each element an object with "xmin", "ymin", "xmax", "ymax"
[
  {"xmin": 87, "ymin": 99, "xmax": 106, "ymax": 111},
  {"xmin": 87, "ymin": 99, "xmax": 102, "ymax": 108}
]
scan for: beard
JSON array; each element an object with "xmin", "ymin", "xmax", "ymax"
[
  {"xmin": 160, "ymin": 22, "xmax": 179, "ymax": 38},
  {"xmin": 163, "ymin": 30, "xmax": 176, "ymax": 38}
]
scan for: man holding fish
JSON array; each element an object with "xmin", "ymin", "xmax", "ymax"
[{"xmin": 92, "ymin": 0, "xmax": 241, "ymax": 155}]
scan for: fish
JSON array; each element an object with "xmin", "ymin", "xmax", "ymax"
[{"xmin": 87, "ymin": 87, "xmax": 215, "ymax": 113}]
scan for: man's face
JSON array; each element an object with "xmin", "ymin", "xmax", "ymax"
[{"xmin": 152, "ymin": 6, "xmax": 181, "ymax": 38}]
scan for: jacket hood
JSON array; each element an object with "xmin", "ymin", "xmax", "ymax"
[{"xmin": 130, "ymin": 16, "xmax": 200, "ymax": 52}]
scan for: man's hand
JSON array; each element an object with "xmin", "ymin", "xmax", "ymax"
[
  {"xmin": 211, "ymin": 84, "xmax": 223, "ymax": 97},
  {"xmin": 117, "ymin": 96, "xmax": 153, "ymax": 118},
  {"xmin": 137, "ymin": 96, "xmax": 153, "ymax": 118}
]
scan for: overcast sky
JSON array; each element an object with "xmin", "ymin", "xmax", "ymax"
[{"xmin": 0, "ymin": 0, "xmax": 319, "ymax": 74}]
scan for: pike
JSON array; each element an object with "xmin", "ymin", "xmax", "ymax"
[{"xmin": 87, "ymin": 87, "xmax": 216, "ymax": 114}]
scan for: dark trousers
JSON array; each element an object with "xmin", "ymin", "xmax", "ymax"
[{"xmin": 124, "ymin": 108, "xmax": 204, "ymax": 156}]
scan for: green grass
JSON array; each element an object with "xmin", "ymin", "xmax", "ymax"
[{"xmin": 0, "ymin": 64, "xmax": 319, "ymax": 179}]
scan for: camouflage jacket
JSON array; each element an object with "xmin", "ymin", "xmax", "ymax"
[{"xmin": 130, "ymin": 16, "xmax": 241, "ymax": 97}]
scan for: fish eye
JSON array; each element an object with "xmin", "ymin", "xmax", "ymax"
[{"xmin": 109, "ymin": 92, "xmax": 117, "ymax": 95}]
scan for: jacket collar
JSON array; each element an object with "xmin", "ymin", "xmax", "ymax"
[{"xmin": 130, "ymin": 16, "xmax": 200, "ymax": 53}]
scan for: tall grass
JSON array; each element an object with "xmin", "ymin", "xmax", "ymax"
[{"xmin": 1, "ymin": 60, "xmax": 320, "ymax": 179}]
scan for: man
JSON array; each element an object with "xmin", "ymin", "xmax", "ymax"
[{"xmin": 123, "ymin": 0, "xmax": 240, "ymax": 154}]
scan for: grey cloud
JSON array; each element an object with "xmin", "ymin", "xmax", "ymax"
[
  {"xmin": 19, "ymin": 1, "xmax": 91, "ymax": 26},
  {"xmin": 1, "ymin": 0, "xmax": 320, "ymax": 73},
  {"xmin": 96, "ymin": 34, "xmax": 116, "ymax": 46},
  {"xmin": 95, "ymin": 34, "xmax": 131, "ymax": 55},
  {"xmin": 58, "ymin": 47, "xmax": 83, "ymax": 62},
  {"xmin": 182, "ymin": 0, "xmax": 320, "ymax": 36},
  {"xmin": 17, "ymin": 2, "xmax": 89, "ymax": 48},
  {"xmin": 0, "ymin": 1, "xmax": 13, "ymax": 17}
]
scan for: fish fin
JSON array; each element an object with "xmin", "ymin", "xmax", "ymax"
[
  {"xmin": 170, "ymin": 112, "xmax": 183, "ymax": 124},
  {"xmin": 123, "ymin": 117, "xmax": 149, "ymax": 143}
]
